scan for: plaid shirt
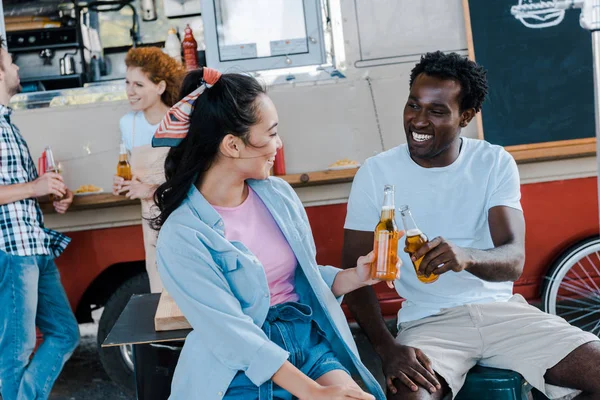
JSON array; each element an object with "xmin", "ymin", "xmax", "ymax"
[{"xmin": 0, "ymin": 105, "xmax": 70, "ymax": 257}]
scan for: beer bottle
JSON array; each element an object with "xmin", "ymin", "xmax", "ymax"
[
  {"xmin": 371, "ymin": 185, "xmax": 401, "ymax": 281},
  {"xmin": 45, "ymin": 146, "xmax": 64, "ymax": 201},
  {"xmin": 399, "ymin": 205, "xmax": 438, "ymax": 284},
  {"xmin": 117, "ymin": 142, "xmax": 132, "ymax": 181}
]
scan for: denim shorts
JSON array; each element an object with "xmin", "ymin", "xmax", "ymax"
[{"xmin": 224, "ymin": 302, "xmax": 349, "ymax": 400}]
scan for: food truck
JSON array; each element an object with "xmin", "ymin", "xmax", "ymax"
[{"xmin": 3, "ymin": 0, "xmax": 598, "ymax": 391}]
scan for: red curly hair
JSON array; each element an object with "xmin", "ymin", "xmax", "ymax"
[{"xmin": 125, "ymin": 47, "xmax": 186, "ymax": 107}]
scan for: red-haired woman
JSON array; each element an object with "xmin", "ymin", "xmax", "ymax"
[{"xmin": 112, "ymin": 47, "xmax": 186, "ymax": 293}]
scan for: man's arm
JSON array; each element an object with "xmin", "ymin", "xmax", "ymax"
[
  {"xmin": 418, "ymin": 206, "xmax": 525, "ymax": 282},
  {"xmin": 342, "ymin": 229, "xmax": 440, "ymax": 394},
  {"xmin": 0, "ymin": 172, "xmax": 66, "ymax": 206},
  {"xmin": 0, "ymin": 182, "xmax": 35, "ymax": 205}
]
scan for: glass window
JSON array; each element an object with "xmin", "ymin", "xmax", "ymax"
[
  {"xmin": 203, "ymin": 0, "xmax": 325, "ymax": 71},
  {"xmin": 97, "ymin": 0, "xmax": 203, "ymax": 48}
]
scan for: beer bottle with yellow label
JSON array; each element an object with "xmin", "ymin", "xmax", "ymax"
[
  {"xmin": 399, "ymin": 205, "xmax": 438, "ymax": 284},
  {"xmin": 371, "ymin": 185, "xmax": 401, "ymax": 281},
  {"xmin": 117, "ymin": 142, "xmax": 132, "ymax": 181}
]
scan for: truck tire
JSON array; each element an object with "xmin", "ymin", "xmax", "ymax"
[{"xmin": 97, "ymin": 273, "xmax": 150, "ymax": 393}]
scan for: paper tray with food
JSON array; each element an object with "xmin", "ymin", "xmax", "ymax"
[
  {"xmin": 74, "ymin": 184, "xmax": 103, "ymax": 196},
  {"xmin": 327, "ymin": 158, "xmax": 361, "ymax": 170}
]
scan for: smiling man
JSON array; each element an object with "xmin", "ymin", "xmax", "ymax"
[{"xmin": 341, "ymin": 51, "xmax": 600, "ymax": 399}]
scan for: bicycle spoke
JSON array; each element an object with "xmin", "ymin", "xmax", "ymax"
[
  {"xmin": 580, "ymin": 316, "xmax": 600, "ymax": 331},
  {"xmin": 563, "ymin": 263, "xmax": 598, "ymax": 297},
  {"xmin": 564, "ymin": 309, "xmax": 600, "ymax": 325},
  {"xmin": 555, "ymin": 280, "xmax": 600, "ymax": 303},
  {"xmin": 581, "ymin": 256, "xmax": 600, "ymax": 292},
  {"xmin": 570, "ymin": 262, "xmax": 599, "ymax": 297},
  {"xmin": 590, "ymin": 318, "xmax": 600, "ymax": 335},
  {"xmin": 548, "ymin": 274, "xmax": 598, "ymax": 297},
  {"xmin": 557, "ymin": 294, "xmax": 600, "ymax": 308}
]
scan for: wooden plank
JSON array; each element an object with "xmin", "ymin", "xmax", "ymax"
[
  {"xmin": 40, "ymin": 193, "xmax": 138, "ymax": 213},
  {"xmin": 154, "ymin": 291, "xmax": 191, "ymax": 332},
  {"xmin": 280, "ymin": 167, "xmax": 359, "ymax": 188},
  {"xmin": 462, "ymin": 0, "xmax": 484, "ymax": 141},
  {"xmin": 506, "ymin": 138, "xmax": 596, "ymax": 163}
]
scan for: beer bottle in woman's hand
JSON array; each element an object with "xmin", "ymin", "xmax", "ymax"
[
  {"xmin": 371, "ymin": 184, "xmax": 402, "ymax": 281},
  {"xmin": 115, "ymin": 142, "xmax": 132, "ymax": 196},
  {"xmin": 117, "ymin": 142, "xmax": 132, "ymax": 179}
]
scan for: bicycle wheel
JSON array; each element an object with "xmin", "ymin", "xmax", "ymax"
[{"xmin": 541, "ymin": 237, "xmax": 600, "ymax": 336}]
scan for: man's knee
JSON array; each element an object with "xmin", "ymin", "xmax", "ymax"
[{"xmin": 48, "ymin": 318, "xmax": 79, "ymax": 353}]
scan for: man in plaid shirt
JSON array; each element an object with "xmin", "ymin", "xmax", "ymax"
[{"xmin": 0, "ymin": 40, "xmax": 79, "ymax": 400}]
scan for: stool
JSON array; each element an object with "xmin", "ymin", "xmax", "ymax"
[{"xmin": 455, "ymin": 365, "xmax": 532, "ymax": 400}]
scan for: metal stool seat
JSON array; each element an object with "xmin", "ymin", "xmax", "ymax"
[{"xmin": 455, "ymin": 365, "xmax": 532, "ymax": 400}]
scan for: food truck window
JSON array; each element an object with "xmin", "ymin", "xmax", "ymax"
[
  {"xmin": 201, "ymin": 0, "xmax": 326, "ymax": 72},
  {"xmin": 98, "ymin": 0, "xmax": 202, "ymax": 48}
]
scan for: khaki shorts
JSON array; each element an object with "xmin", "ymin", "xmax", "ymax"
[{"xmin": 396, "ymin": 294, "xmax": 599, "ymax": 399}]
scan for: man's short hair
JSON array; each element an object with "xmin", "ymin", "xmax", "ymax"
[
  {"xmin": 0, "ymin": 35, "xmax": 5, "ymax": 71},
  {"xmin": 409, "ymin": 51, "xmax": 488, "ymax": 113}
]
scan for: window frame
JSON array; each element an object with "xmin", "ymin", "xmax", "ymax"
[{"xmin": 201, "ymin": 0, "xmax": 326, "ymax": 72}]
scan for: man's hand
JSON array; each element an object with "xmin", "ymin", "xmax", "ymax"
[
  {"xmin": 412, "ymin": 237, "xmax": 473, "ymax": 277},
  {"xmin": 53, "ymin": 189, "xmax": 73, "ymax": 214},
  {"xmin": 381, "ymin": 342, "xmax": 441, "ymax": 394},
  {"xmin": 32, "ymin": 172, "xmax": 66, "ymax": 198}
]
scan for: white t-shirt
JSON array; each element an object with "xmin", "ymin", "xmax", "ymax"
[
  {"xmin": 119, "ymin": 111, "xmax": 160, "ymax": 152},
  {"xmin": 344, "ymin": 137, "xmax": 522, "ymax": 323}
]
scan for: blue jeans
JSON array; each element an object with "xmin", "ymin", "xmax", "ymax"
[
  {"xmin": 0, "ymin": 251, "xmax": 80, "ymax": 400},
  {"xmin": 225, "ymin": 302, "xmax": 349, "ymax": 400}
]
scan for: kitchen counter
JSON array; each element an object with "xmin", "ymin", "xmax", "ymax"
[{"xmin": 10, "ymin": 81, "xmax": 127, "ymax": 110}]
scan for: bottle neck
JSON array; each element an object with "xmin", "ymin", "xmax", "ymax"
[
  {"xmin": 380, "ymin": 206, "xmax": 395, "ymax": 221},
  {"xmin": 400, "ymin": 210, "xmax": 419, "ymax": 233},
  {"xmin": 380, "ymin": 187, "xmax": 395, "ymax": 221},
  {"xmin": 119, "ymin": 154, "xmax": 128, "ymax": 162}
]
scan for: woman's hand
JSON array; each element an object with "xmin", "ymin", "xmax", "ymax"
[
  {"xmin": 306, "ymin": 384, "xmax": 375, "ymax": 400},
  {"xmin": 121, "ymin": 176, "xmax": 155, "ymax": 200},
  {"xmin": 112, "ymin": 175, "xmax": 125, "ymax": 196},
  {"xmin": 355, "ymin": 250, "xmax": 402, "ymax": 289}
]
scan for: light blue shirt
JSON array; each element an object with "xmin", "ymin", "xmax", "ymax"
[
  {"xmin": 156, "ymin": 177, "xmax": 385, "ymax": 400},
  {"xmin": 119, "ymin": 111, "xmax": 160, "ymax": 152},
  {"xmin": 345, "ymin": 138, "xmax": 522, "ymax": 323}
]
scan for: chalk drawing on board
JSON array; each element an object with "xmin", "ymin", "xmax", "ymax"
[{"xmin": 510, "ymin": 0, "xmax": 565, "ymax": 28}]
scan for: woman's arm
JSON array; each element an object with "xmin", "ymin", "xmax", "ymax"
[{"xmin": 272, "ymin": 361, "xmax": 374, "ymax": 400}]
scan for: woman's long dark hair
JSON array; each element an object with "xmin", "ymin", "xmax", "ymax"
[{"xmin": 151, "ymin": 69, "xmax": 266, "ymax": 229}]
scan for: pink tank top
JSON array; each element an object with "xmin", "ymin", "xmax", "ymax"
[{"xmin": 213, "ymin": 187, "xmax": 299, "ymax": 305}]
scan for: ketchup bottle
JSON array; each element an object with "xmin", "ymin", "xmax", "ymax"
[
  {"xmin": 273, "ymin": 145, "xmax": 286, "ymax": 176},
  {"xmin": 182, "ymin": 24, "xmax": 199, "ymax": 71}
]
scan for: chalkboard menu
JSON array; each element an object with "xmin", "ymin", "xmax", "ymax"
[{"xmin": 467, "ymin": 0, "xmax": 594, "ymax": 148}]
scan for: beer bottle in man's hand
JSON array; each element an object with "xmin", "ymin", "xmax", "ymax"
[
  {"xmin": 371, "ymin": 185, "xmax": 401, "ymax": 281},
  {"xmin": 400, "ymin": 205, "xmax": 438, "ymax": 284},
  {"xmin": 45, "ymin": 146, "xmax": 64, "ymax": 201}
]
